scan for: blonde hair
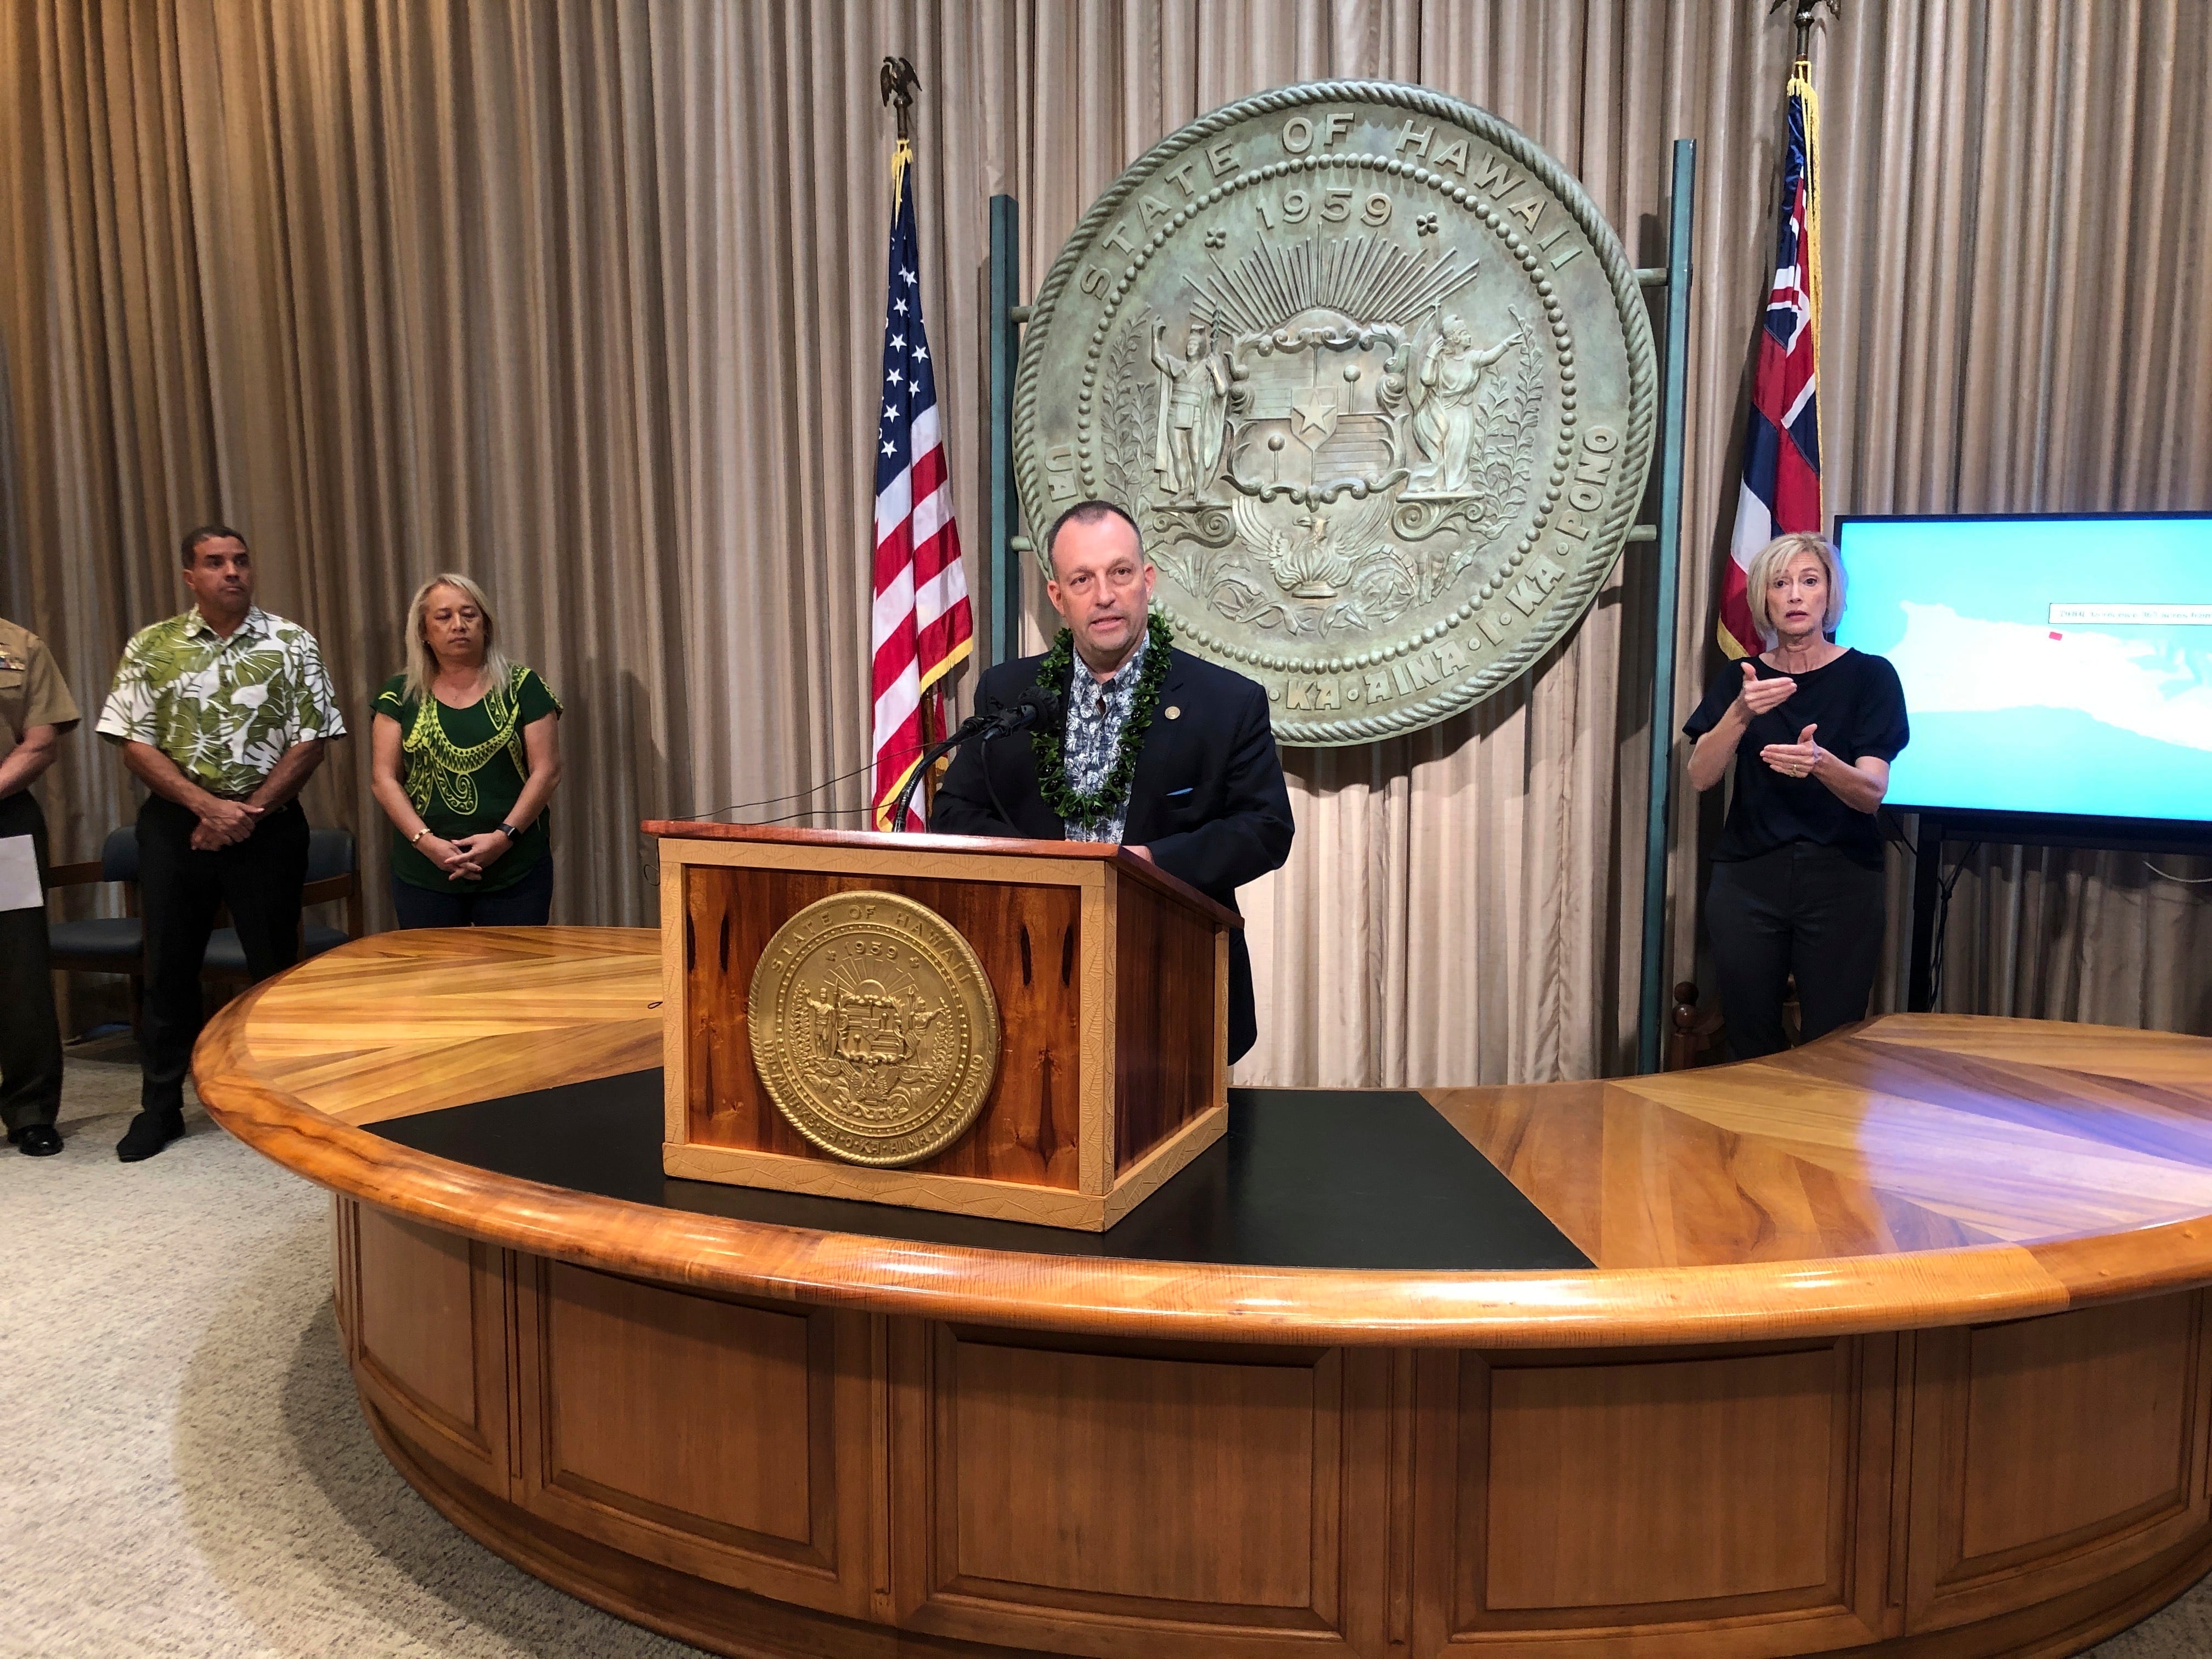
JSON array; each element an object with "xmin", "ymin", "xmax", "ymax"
[
  {"xmin": 402, "ymin": 573, "xmax": 513, "ymax": 702},
  {"xmin": 1745, "ymin": 532, "xmax": 1846, "ymax": 647}
]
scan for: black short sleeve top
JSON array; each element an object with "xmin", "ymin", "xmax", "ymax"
[{"xmin": 1683, "ymin": 648, "xmax": 1909, "ymax": 870}]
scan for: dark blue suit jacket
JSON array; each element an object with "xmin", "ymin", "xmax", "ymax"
[{"xmin": 928, "ymin": 646, "xmax": 1294, "ymax": 1062}]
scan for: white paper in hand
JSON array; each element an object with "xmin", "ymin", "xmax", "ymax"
[{"xmin": 0, "ymin": 834, "xmax": 41, "ymax": 912}]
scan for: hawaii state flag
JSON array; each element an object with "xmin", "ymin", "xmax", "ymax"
[
  {"xmin": 869, "ymin": 139, "xmax": 973, "ymax": 830},
  {"xmin": 1720, "ymin": 64, "xmax": 1822, "ymax": 658}
]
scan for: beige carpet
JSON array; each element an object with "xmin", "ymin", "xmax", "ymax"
[
  {"xmin": 4, "ymin": 1040, "xmax": 2211, "ymax": 1658},
  {"xmin": 3, "ymin": 1040, "xmax": 701, "ymax": 1659}
]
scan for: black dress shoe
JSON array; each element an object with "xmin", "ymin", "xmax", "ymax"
[
  {"xmin": 116, "ymin": 1109, "xmax": 185, "ymax": 1162},
  {"xmin": 14, "ymin": 1125, "xmax": 63, "ymax": 1157}
]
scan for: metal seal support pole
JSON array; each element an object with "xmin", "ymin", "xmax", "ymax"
[
  {"xmin": 987, "ymin": 195, "xmax": 1023, "ymax": 665},
  {"xmin": 1637, "ymin": 139, "xmax": 1698, "ymax": 1075}
]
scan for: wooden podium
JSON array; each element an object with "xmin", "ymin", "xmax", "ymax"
[{"xmin": 645, "ymin": 821, "xmax": 1239, "ymax": 1231}]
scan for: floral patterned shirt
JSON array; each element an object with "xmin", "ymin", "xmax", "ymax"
[
  {"xmin": 1060, "ymin": 629, "xmax": 1149, "ymax": 844},
  {"xmin": 97, "ymin": 607, "xmax": 346, "ymax": 797}
]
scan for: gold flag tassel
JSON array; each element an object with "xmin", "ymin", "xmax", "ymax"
[{"xmin": 889, "ymin": 136, "xmax": 912, "ymax": 215}]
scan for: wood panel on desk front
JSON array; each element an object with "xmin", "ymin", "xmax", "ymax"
[
  {"xmin": 888, "ymin": 1323, "xmax": 1398, "ymax": 1656},
  {"xmin": 1903, "ymin": 1293, "xmax": 2212, "ymax": 1637},
  {"xmin": 512, "ymin": 1256, "xmax": 879, "ymax": 1616},
  {"xmin": 1413, "ymin": 1336, "xmax": 1898, "ymax": 1657},
  {"xmin": 341, "ymin": 1201, "xmax": 513, "ymax": 1498}
]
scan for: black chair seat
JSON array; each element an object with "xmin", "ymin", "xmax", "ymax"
[
  {"xmin": 204, "ymin": 923, "xmax": 349, "ymax": 974},
  {"xmin": 50, "ymin": 917, "xmax": 351, "ymax": 973},
  {"xmin": 47, "ymin": 916, "xmax": 145, "ymax": 962}
]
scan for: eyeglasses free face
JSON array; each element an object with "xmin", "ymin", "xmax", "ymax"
[{"xmin": 1053, "ymin": 559, "xmax": 1147, "ymax": 598}]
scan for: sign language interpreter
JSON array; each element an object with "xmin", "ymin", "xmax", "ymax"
[{"xmin": 1682, "ymin": 533, "xmax": 1910, "ymax": 1060}]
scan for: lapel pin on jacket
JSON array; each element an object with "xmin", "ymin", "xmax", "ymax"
[{"xmin": 1165, "ymin": 705, "xmax": 1181, "ymax": 719}]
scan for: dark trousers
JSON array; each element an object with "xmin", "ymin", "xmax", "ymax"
[
  {"xmin": 138, "ymin": 794, "xmax": 309, "ymax": 1113},
  {"xmin": 389, "ymin": 851, "xmax": 554, "ymax": 928},
  {"xmin": 1706, "ymin": 842, "xmax": 1886, "ymax": 1062},
  {"xmin": 0, "ymin": 790, "xmax": 63, "ymax": 1133}
]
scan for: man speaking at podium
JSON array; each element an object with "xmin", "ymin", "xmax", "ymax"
[{"xmin": 930, "ymin": 500, "xmax": 1294, "ymax": 1063}]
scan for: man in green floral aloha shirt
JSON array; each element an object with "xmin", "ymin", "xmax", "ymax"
[{"xmin": 95, "ymin": 525, "xmax": 347, "ymax": 1162}]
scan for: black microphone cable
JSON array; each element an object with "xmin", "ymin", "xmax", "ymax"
[
  {"xmin": 744, "ymin": 800, "xmax": 883, "ymax": 829},
  {"xmin": 673, "ymin": 741, "xmax": 927, "ymax": 824},
  {"xmin": 981, "ymin": 729, "xmax": 1013, "ymax": 830},
  {"xmin": 675, "ymin": 681, "xmax": 1064, "ymax": 833}
]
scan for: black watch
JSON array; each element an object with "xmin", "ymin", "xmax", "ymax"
[{"xmin": 496, "ymin": 822, "xmax": 520, "ymax": 841}]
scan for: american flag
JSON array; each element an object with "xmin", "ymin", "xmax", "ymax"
[
  {"xmin": 870, "ymin": 143, "xmax": 973, "ymax": 830},
  {"xmin": 1720, "ymin": 65, "xmax": 1822, "ymax": 658}
]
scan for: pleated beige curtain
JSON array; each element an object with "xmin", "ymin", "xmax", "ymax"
[{"xmin": 3, "ymin": 1, "xmax": 2208, "ymax": 1087}]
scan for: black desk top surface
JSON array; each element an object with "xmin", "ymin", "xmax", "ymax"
[{"xmin": 373, "ymin": 1070, "xmax": 1590, "ymax": 1272}]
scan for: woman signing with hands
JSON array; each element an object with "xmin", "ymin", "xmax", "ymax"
[{"xmin": 1683, "ymin": 533, "xmax": 1909, "ymax": 1059}]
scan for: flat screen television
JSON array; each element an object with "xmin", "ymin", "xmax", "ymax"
[{"xmin": 1830, "ymin": 512, "xmax": 2212, "ymax": 833}]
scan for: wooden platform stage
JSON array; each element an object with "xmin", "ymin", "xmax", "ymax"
[{"xmin": 194, "ymin": 925, "xmax": 2212, "ymax": 1658}]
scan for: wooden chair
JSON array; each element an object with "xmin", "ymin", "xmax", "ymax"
[
  {"xmin": 1666, "ymin": 978, "xmax": 1802, "ymax": 1070},
  {"xmin": 1667, "ymin": 981, "xmax": 1727, "ymax": 1070}
]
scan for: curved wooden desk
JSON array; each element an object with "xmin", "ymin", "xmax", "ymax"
[{"xmin": 196, "ymin": 927, "xmax": 2212, "ymax": 1659}]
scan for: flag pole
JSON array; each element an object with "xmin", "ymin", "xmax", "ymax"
[
  {"xmin": 868, "ymin": 53, "xmax": 975, "ymax": 833},
  {"xmin": 1791, "ymin": 55, "xmax": 1821, "ymax": 377},
  {"xmin": 879, "ymin": 57, "xmax": 943, "ymax": 812},
  {"xmin": 1636, "ymin": 138, "xmax": 1698, "ymax": 1076},
  {"xmin": 1777, "ymin": 0, "xmax": 1834, "ymax": 385}
]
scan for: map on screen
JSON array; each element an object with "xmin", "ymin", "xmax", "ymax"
[{"xmin": 1832, "ymin": 516, "xmax": 2212, "ymax": 825}]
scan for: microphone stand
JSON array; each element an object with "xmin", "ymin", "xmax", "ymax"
[
  {"xmin": 980, "ymin": 730, "xmax": 1015, "ymax": 831},
  {"xmin": 887, "ymin": 692, "xmax": 1058, "ymax": 832},
  {"xmin": 887, "ymin": 715, "xmax": 988, "ymax": 832}
]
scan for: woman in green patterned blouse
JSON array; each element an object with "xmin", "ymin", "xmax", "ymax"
[{"xmin": 369, "ymin": 574, "xmax": 563, "ymax": 928}]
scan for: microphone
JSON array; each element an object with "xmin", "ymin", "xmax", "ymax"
[
  {"xmin": 887, "ymin": 682, "xmax": 1063, "ymax": 831},
  {"xmin": 986, "ymin": 681, "xmax": 1063, "ymax": 737}
]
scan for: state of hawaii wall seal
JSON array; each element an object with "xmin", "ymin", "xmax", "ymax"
[{"xmin": 1014, "ymin": 81, "xmax": 1657, "ymax": 744}]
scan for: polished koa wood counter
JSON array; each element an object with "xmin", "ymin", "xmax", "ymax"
[{"xmin": 195, "ymin": 927, "xmax": 2212, "ymax": 1658}]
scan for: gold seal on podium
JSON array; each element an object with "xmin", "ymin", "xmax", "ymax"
[{"xmin": 747, "ymin": 891, "xmax": 1000, "ymax": 1167}]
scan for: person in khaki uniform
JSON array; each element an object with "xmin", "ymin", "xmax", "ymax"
[{"xmin": 0, "ymin": 618, "xmax": 82, "ymax": 1157}]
